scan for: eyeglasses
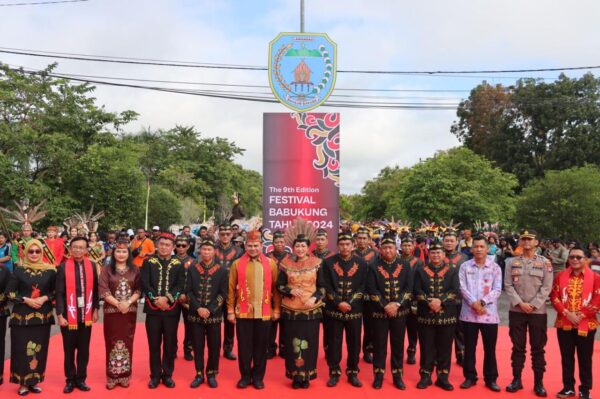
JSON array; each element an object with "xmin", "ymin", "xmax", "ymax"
[
  {"xmin": 175, "ymin": 244, "xmax": 188, "ymax": 248},
  {"xmin": 568, "ymin": 255, "xmax": 584, "ymax": 260},
  {"xmin": 27, "ymin": 249, "xmax": 42, "ymax": 254}
]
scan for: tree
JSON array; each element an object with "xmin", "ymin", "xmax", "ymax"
[
  {"xmin": 0, "ymin": 64, "xmax": 137, "ymax": 226},
  {"xmin": 451, "ymin": 74, "xmax": 600, "ymax": 187},
  {"xmin": 357, "ymin": 166, "xmax": 411, "ymax": 220},
  {"xmin": 516, "ymin": 165, "xmax": 600, "ymax": 242},
  {"xmin": 148, "ymin": 187, "xmax": 182, "ymax": 229},
  {"xmin": 401, "ymin": 147, "xmax": 517, "ymax": 226}
]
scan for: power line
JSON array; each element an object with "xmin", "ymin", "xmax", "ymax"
[
  {"xmin": 1, "ymin": 46, "xmax": 598, "ymax": 76},
  {"xmin": 5, "ymin": 65, "xmax": 597, "ymax": 110},
  {"xmin": 5, "ymin": 66, "xmax": 474, "ymax": 93},
  {"xmin": 0, "ymin": 0, "xmax": 88, "ymax": 6},
  {"xmin": 12, "ymin": 68, "xmax": 459, "ymax": 110}
]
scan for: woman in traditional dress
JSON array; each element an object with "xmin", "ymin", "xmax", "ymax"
[
  {"xmin": 88, "ymin": 231, "xmax": 106, "ymax": 275},
  {"xmin": 6, "ymin": 239, "xmax": 56, "ymax": 396},
  {"xmin": 99, "ymin": 238, "xmax": 141, "ymax": 389},
  {"xmin": 277, "ymin": 234, "xmax": 325, "ymax": 389}
]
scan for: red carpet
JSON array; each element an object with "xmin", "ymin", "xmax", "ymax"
[{"xmin": 1, "ymin": 324, "xmax": 598, "ymax": 398}]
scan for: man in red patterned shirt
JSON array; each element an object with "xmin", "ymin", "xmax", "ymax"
[{"xmin": 550, "ymin": 246, "xmax": 600, "ymax": 399}]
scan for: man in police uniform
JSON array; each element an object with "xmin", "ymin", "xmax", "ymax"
[
  {"xmin": 353, "ymin": 226, "xmax": 377, "ymax": 364},
  {"xmin": 504, "ymin": 229, "xmax": 553, "ymax": 397},
  {"xmin": 215, "ymin": 222, "xmax": 244, "ymax": 360},
  {"xmin": 443, "ymin": 230, "xmax": 468, "ymax": 366},
  {"xmin": 399, "ymin": 235, "xmax": 423, "ymax": 364}
]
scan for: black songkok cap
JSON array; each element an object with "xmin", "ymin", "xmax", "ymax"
[
  {"xmin": 380, "ymin": 233, "xmax": 396, "ymax": 246},
  {"xmin": 356, "ymin": 226, "xmax": 370, "ymax": 236},
  {"xmin": 273, "ymin": 230, "xmax": 285, "ymax": 239},
  {"xmin": 443, "ymin": 229, "xmax": 458, "ymax": 237},
  {"xmin": 429, "ymin": 240, "xmax": 444, "ymax": 251},
  {"xmin": 218, "ymin": 223, "xmax": 232, "ymax": 231},
  {"xmin": 316, "ymin": 228, "xmax": 328, "ymax": 237},
  {"xmin": 199, "ymin": 239, "xmax": 216, "ymax": 248},
  {"xmin": 338, "ymin": 232, "xmax": 353, "ymax": 242}
]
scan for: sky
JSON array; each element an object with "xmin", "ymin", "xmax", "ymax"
[{"xmin": 1, "ymin": 0, "xmax": 599, "ymax": 194}]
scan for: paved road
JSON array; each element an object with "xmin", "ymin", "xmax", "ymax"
[{"xmin": 3, "ymin": 291, "xmax": 574, "ymax": 360}]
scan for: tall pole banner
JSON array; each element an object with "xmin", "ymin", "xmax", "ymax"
[{"xmin": 263, "ymin": 112, "xmax": 339, "ymax": 254}]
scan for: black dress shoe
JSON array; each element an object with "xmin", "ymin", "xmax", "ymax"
[
  {"xmin": 292, "ymin": 379, "xmax": 301, "ymax": 389},
  {"xmin": 190, "ymin": 376, "xmax": 204, "ymax": 388},
  {"xmin": 237, "ymin": 378, "xmax": 251, "ymax": 389},
  {"xmin": 207, "ymin": 376, "xmax": 218, "ymax": 388},
  {"xmin": 301, "ymin": 380, "xmax": 309, "ymax": 389},
  {"xmin": 63, "ymin": 383, "xmax": 75, "ymax": 394},
  {"xmin": 486, "ymin": 381, "xmax": 501, "ymax": 392},
  {"xmin": 148, "ymin": 378, "xmax": 160, "ymax": 389},
  {"xmin": 224, "ymin": 351, "xmax": 237, "ymax": 360},
  {"xmin": 162, "ymin": 377, "xmax": 176, "ymax": 388},
  {"xmin": 506, "ymin": 378, "xmax": 523, "ymax": 392},
  {"xmin": 28, "ymin": 385, "xmax": 42, "ymax": 394},
  {"xmin": 407, "ymin": 352, "xmax": 416, "ymax": 364},
  {"xmin": 253, "ymin": 380, "xmax": 265, "ymax": 389},
  {"xmin": 372, "ymin": 374, "xmax": 383, "ymax": 389},
  {"xmin": 348, "ymin": 375, "xmax": 362, "ymax": 388},
  {"xmin": 534, "ymin": 383, "xmax": 547, "ymax": 397},
  {"xmin": 363, "ymin": 352, "xmax": 373, "ymax": 364},
  {"xmin": 460, "ymin": 379, "xmax": 476, "ymax": 389},
  {"xmin": 393, "ymin": 375, "xmax": 406, "ymax": 390},
  {"xmin": 435, "ymin": 378, "xmax": 454, "ymax": 391},
  {"xmin": 327, "ymin": 375, "xmax": 339, "ymax": 387},
  {"xmin": 417, "ymin": 375, "xmax": 432, "ymax": 389},
  {"xmin": 76, "ymin": 382, "xmax": 91, "ymax": 392},
  {"xmin": 556, "ymin": 388, "xmax": 576, "ymax": 398},
  {"xmin": 184, "ymin": 352, "xmax": 194, "ymax": 361}
]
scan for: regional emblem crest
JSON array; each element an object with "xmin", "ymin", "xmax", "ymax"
[{"xmin": 269, "ymin": 32, "xmax": 337, "ymax": 112}]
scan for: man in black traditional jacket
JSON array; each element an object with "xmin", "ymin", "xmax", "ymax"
[
  {"xmin": 367, "ymin": 232, "xmax": 413, "ymax": 390},
  {"xmin": 414, "ymin": 240, "xmax": 460, "ymax": 391},
  {"xmin": 186, "ymin": 239, "xmax": 228, "ymax": 389},
  {"xmin": 141, "ymin": 232, "xmax": 185, "ymax": 389},
  {"xmin": 322, "ymin": 232, "xmax": 368, "ymax": 388},
  {"xmin": 215, "ymin": 222, "xmax": 243, "ymax": 360}
]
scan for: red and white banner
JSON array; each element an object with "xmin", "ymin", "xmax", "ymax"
[{"xmin": 263, "ymin": 113, "xmax": 340, "ymax": 253}]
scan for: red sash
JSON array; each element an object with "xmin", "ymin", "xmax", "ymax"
[
  {"xmin": 237, "ymin": 253, "xmax": 272, "ymax": 319},
  {"xmin": 558, "ymin": 266, "xmax": 595, "ymax": 336},
  {"xmin": 65, "ymin": 257, "xmax": 94, "ymax": 330}
]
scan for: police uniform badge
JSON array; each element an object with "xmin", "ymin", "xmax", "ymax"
[{"xmin": 269, "ymin": 32, "xmax": 337, "ymax": 112}]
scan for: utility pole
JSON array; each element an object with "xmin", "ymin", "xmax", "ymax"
[{"xmin": 300, "ymin": 0, "xmax": 305, "ymax": 32}]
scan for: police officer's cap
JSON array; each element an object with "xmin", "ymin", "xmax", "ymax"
[{"xmin": 519, "ymin": 229, "xmax": 538, "ymax": 240}]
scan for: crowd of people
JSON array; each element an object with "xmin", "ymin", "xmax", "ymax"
[{"xmin": 0, "ymin": 220, "xmax": 598, "ymax": 399}]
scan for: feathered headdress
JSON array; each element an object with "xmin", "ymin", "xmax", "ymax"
[
  {"xmin": 440, "ymin": 219, "xmax": 462, "ymax": 233},
  {"xmin": 284, "ymin": 218, "xmax": 316, "ymax": 248},
  {"xmin": 0, "ymin": 199, "xmax": 47, "ymax": 226},
  {"xmin": 64, "ymin": 206, "xmax": 104, "ymax": 234}
]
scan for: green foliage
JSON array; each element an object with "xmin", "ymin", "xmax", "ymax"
[
  {"xmin": 451, "ymin": 74, "xmax": 600, "ymax": 187},
  {"xmin": 516, "ymin": 165, "xmax": 600, "ymax": 242},
  {"xmin": 401, "ymin": 147, "xmax": 518, "ymax": 226},
  {"xmin": 148, "ymin": 186, "xmax": 182, "ymax": 229},
  {"xmin": 354, "ymin": 166, "xmax": 411, "ymax": 220},
  {"xmin": 0, "ymin": 64, "xmax": 262, "ymax": 231}
]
